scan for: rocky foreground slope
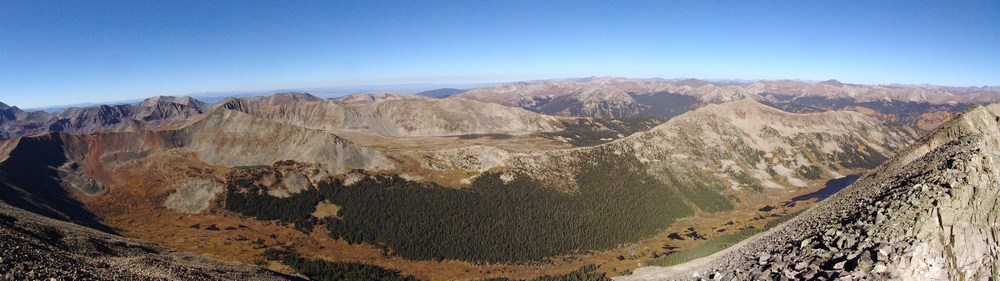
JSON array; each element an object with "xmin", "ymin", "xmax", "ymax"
[
  {"xmin": 620, "ymin": 104, "xmax": 1000, "ymax": 280},
  {"xmin": 0, "ymin": 202, "xmax": 297, "ymax": 280}
]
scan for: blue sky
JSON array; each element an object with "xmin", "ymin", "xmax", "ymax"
[{"xmin": 1, "ymin": 0, "xmax": 998, "ymax": 108}]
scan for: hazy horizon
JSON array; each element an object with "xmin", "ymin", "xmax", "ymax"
[
  {"xmin": 2, "ymin": 0, "xmax": 999, "ymax": 108},
  {"xmin": 8, "ymin": 75, "xmax": 1000, "ymax": 110}
]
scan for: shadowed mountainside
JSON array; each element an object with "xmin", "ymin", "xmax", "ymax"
[{"xmin": 0, "ymin": 202, "xmax": 301, "ymax": 280}]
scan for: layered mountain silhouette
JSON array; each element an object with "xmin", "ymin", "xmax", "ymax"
[
  {"xmin": 0, "ymin": 96, "xmax": 205, "ymax": 139},
  {"xmin": 452, "ymin": 77, "xmax": 993, "ymax": 133},
  {"xmin": 1, "ymin": 77, "xmax": 998, "ymax": 280}
]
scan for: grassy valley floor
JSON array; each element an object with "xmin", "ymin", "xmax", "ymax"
[{"xmin": 81, "ymin": 155, "xmax": 848, "ymax": 280}]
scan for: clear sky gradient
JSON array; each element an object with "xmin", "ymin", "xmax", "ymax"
[{"xmin": 1, "ymin": 0, "xmax": 998, "ymax": 108}]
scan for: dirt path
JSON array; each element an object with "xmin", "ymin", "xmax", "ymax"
[{"xmin": 614, "ymin": 231, "xmax": 766, "ymax": 280}]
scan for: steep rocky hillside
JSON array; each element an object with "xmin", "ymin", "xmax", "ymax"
[
  {"xmin": 181, "ymin": 108, "xmax": 393, "ymax": 172},
  {"xmin": 0, "ymin": 102, "xmax": 53, "ymax": 139},
  {"xmin": 621, "ymin": 104, "xmax": 1000, "ymax": 280},
  {"xmin": 614, "ymin": 99, "xmax": 914, "ymax": 191},
  {"xmin": 0, "ymin": 134, "xmax": 109, "ymax": 231},
  {"xmin": 0, "ymin": 105, "xmax": 394, "ymax": 229},
  {"xmin": 12, "ymin": 108, "xmax": 392, "ymax": 178},
  {"xmin": 218, "ymin": 92, "xmax": 564, "ymax": 137},
  {"xmin": 415, "ymin": 99, "xmax": 917, "ymax": 195},
  {"xmin": 0, "ymin": 202, "xmax": 298, "ymax": 280},
  {"xmin": 49, "ymin": 95, "xmax": 206, "ymax": 134}
]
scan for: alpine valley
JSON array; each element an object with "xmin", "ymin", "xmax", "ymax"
[{"xmin": 2, "ymin": 77, "xmax": 1000, "ymax": 280}]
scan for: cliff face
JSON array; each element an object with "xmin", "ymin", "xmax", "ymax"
[
  {"xmin": 181, "ymin": 109, "xmax": 393, "ymax": 173},
  {"xmin": 621, "ymin": 104, "xmax": 1000, "ymax": 280}
]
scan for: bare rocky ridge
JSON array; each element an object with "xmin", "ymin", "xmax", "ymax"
[
  {"xmin": 414, "ymin": 99, "xmax": 916, "ymax": 193},
  {"xmin": 610, "ymin": 99, "xmax": 913, "ymax": 190},
  {"xmin": 50, "ymin": 95, "xmax": 206, "ymax": 134},
  {"xmin": 0, "ymin": 202, "xmax": 299, "ymax": 280},
  {"xmin": 218, "ymin": 92, "xmax": 564, "ymax": 137},
  {"xmin": 0, "ymin": 102, "xmax": 52, "ymax": 139},
  {"xmin": 453, "ymin": 79, "xmax": 656, "ymax": 118},
  {"xmin": 255, "ymin": 92, "xmax": 323, "ymax": 105},
  {"xmin": 5, "ymin": 77, "xmax": 992, "ymax": 141},
  {"xmin": 183, "ymin": 108, "xmax": 393, "ymax": 172},
  {"xmin": 620, "ymin": 104, "xmax": 1000, "ymax": 280}
]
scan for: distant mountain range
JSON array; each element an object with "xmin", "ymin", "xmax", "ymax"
[
  {"xmin": 22, "ymin": 82, "xmax": 496, "ymax": 112},
  {"xmin": 2, "ymin": 76, "xmax": 1000, "ymax": 280},
  {"xmin": 416, "ymin": 88, "xmax": 468, "ymax": 98}
]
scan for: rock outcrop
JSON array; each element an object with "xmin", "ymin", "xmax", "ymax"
[{"xmin": 620, "ymin": 104, "xmax": 1000, "ymax": 280}]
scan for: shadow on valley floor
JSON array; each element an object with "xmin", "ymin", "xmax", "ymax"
[{"xmin": 0, "ymin": 135, "xmax": 115, "ymax": 233}]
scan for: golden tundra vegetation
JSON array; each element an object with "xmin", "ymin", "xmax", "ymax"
[{"xmin": 1, "ymin": 78, "xmax": 997, "ymax": 280}]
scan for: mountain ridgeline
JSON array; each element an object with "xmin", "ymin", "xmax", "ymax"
[
  {"xmin": 1, "ymin": 77, "xmax": 998, "ymax": 280},
  {"xmin": 452, "ymin": 77, "xmax": 996, "ymax": 135},
  {"xmin": 0, "ymin": 96, "xmax": 205, "ymax": 140}
]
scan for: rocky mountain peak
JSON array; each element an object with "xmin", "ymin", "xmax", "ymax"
[{"xmin": 0, "ymin": 102, "xmax": 22, "ymax": 121}]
